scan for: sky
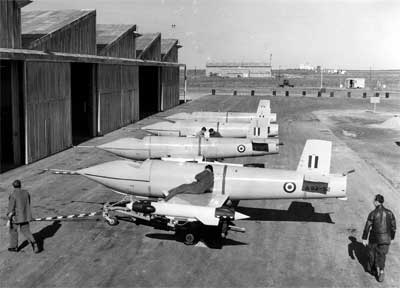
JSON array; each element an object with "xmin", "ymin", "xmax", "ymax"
[{"xmin": 24, "ymin": 0, "xmax": 400, "ymax": 69}]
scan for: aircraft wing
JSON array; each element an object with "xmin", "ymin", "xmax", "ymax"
[{"xmin": 167, "ymin": 193, "xmax": 229, "ymax": 208}]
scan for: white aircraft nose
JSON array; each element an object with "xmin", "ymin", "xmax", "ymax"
[
  {"xmin": 234, "ymin": 211, "xmax": 250, "ymax": 220},
  {"xmin": 97, "ymin": 138, "xmax": 147, "ymax": 159},
  {"xmin": 98, "ymin": 138, "xmax": 144, "ymax": 151},
  {"xmin": 77, "ymin": 160, "xmax": 142, "ymax": 178}
]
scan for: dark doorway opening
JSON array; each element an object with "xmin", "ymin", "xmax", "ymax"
[
  {"xmin": 71, "ymin": 63, "xmax": 96, "ymax": 145},
  {"xmin": 0, "ymin": 60, "xmax": 24, "ymax": 173},
  {"xmin": 139, "ymin": 66, "xmax": 160, "ymax": 119}
]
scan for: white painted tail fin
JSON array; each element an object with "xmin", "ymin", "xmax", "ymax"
[
  {"xmin": 297, "ymin": 140, "xmax": 332, "ymax": 175},
  {"xmin": 247, "ymin": 118, "xmax": 270, "ymax": 139},
  {"xmin": 256, "ymin": 100, "xmax": 271, "ymax": 118}
]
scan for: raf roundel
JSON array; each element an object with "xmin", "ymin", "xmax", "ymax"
[
  {"xmin": 283, "ymin": 182, "xmax": 296, "ymax": 193},
  {"xmin": 237, "ymin": 144, "xmax": 246, "ymax": 153}
]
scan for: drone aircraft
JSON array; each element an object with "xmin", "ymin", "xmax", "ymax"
[
  {"xmin": 51, "ymin": 140, "xmax": 350, "ymax": 245},
  {"xmin": 94, "ymin": 135, "xmax": 281, "ymax": 161},
  {"xmin": 166, "ymin": 99, "xmax": 277, "ymax": 123}
]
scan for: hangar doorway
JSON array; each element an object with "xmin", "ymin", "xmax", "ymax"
[
  {"xmin": 71, "ymin": 63, "xmax": 96, "ymax": 145},
  {"xmin": 0, "ymin": 60, "xmax": 24, "ymax": 172},
  {"xmin": 139, "ymin": 66, "xmax": 160, "ymax": 119}
]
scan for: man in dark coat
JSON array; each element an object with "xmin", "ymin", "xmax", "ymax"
[
  {"xmin": 7, "ymin": 180, "xmax": 39, "ymax": 253},
  {"xmin": 362, "ymin": 194, "xmax": 396, "ymax": 282},
  {"xmin": 164, "ymin": 165, "xmax": 214, "ymax": 201}
]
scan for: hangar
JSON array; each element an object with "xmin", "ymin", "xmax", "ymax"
[{"xmin": 0, "ymin": 0, "xmax": 182, "ymax": 172}]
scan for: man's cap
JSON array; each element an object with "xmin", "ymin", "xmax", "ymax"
[
  {"xmin": 12, "ymin": 180, "xmax": 21, "ymax": 188},
  {"xmin": 205, "ymin": 164, "xmax": 213, "ymax": 172},
  {"xmin": 201, "ymin": 127, "xmax": 207, "ymax": 131},
  {"xmin": 375, "ymin": 194, "xmax": 384, "ymax": 204},
  {"xmin": 209, "ymin": 128, "xmax": 214, "ymax": 133}
]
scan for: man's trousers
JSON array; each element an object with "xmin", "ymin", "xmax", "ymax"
[
  {"xmin": 9, "ymin": 222, "xmax": 36, "ymax": 249},
  {"xmin": 368, "ymin": 243, "xmax": 390, "ymax": 270}
]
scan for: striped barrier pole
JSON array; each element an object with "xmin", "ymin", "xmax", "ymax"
[{"xmin": 33, "ymin": 211, "xmax": 102, "ymax": 221}]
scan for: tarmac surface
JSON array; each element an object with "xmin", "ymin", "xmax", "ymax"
[{"xmin": 1, "ymin": 94, "xmax": 399, "ymax": 287}]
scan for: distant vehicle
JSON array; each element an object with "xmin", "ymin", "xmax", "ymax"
[{"xmin": 279, "ymin": 79, "xmax": 294, "ymax": 88}]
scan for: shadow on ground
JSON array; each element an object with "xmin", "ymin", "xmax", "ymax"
[
  {"xmin": 348, "ymin": 235, "xmax": 375, "ymax": 276},
  {"xmin": 236, "ymin": 201, "xmax": 334, "ymax": 223},
  {"xmin": 19, "ymin": 221, "xmax": 62, "ymax": 252},
  {"xmin": 145, "ymin": 232, "xmax": 247, "ymax": 249}
]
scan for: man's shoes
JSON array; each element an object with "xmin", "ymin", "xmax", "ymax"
[
  {"xmin": 377, "ymin": 269, "xmax": 384, "ymax": 282},
  {"xmin": 8, "ymin": 247, "xmax": 19, "ymax": 252},
  {"xmin": 31, "ymin": 242, "xmax": 40, "ymax": 254}
]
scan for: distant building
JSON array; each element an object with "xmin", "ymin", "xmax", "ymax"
[
  {"xmin": 299, "ymin": 63, "xmax": 315, "ymax": 70},
  {"xmin": 345, "ymin": 78, "xmax": 365, "ymax": 89},
  {"xmin": 206, "ymin": 62, "xmax": 272, "ymax": 78}
]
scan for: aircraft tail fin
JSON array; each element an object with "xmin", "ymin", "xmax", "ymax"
[
  {"xmin": 256, "ymin": 99, "xmax": 271, "ymax": 118},
  {"xmin": 246, "ymin": 118, "xmax": 270, "ymax": 139},
  {"xmin": 297, "ymin": 140, "xmax": 332, "ymax": 175}
]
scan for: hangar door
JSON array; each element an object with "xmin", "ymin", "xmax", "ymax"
[
  {"xmin": 71, "ymin": 63, "xmax": 96, "ymax": 145},
  {"xmin": 139, "ymin": 66, "xmax": 161, "ymax": 119},
  {"xmin": 0, "ymin": 60, "xmax": 24, "ymax": 172}
]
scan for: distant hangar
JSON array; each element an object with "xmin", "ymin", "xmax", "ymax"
[{"xmin": 206, "ymin": 62, "xmax": 272, "ymax": 78}]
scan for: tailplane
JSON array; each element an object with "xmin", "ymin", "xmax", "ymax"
[{"xmin": 297, "ymin": 140, "xmax": 331, "ymax": 175}]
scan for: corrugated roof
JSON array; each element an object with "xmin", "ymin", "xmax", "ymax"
[
  {"xmin": 161, "ymin": 39, "xmax": 178, "ymax": 55},
  {"xmin": 136, "ymin": 33, "xmax": 160, "ymax": 51},
  {"xmin": 206, "ymin": 62, "xmax": 271, "ymax": 68},
  {"xmin": 21, "ymin": 10, "xmax": 94, "ymax": 35},
  {"xmin": 96, "ymin": 24, "xmax": 136, "ymax": 46}
]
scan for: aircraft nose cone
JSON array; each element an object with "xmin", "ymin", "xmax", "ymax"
[
  {"xmin": 99, "ymin": 138, "xmax": 143, "ymax": 151},
  {"xmin": 234, "ymin": 211, "xmax": 250, "ymax": 221},
  {"xmin": 77, "ymin": 160, "xmax": 141, "ymax": 178},
  {"xmin": 97, "ymin": 138, "xmax": 146, "ymax": 159}
]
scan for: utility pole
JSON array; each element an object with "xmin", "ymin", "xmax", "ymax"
[
  {"xmin": 369, "ymin": 66, "xmax": 372, "ymax": 89},
  {"xmin": 320, "ymin": 66, "xmax": 323, "ymax": 89}
]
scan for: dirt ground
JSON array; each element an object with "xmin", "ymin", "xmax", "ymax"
[{"xmin": 0, "ymin": 94, "xmax": 399, "ymax": 287}]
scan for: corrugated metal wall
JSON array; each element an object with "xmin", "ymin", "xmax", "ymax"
[
  {"xmin": 98, "ymin": 64, "xmax": 139, "ymax": 134},
  {"xmin": 161, "ymin": 66, "xmax": 179, "ymax": 111},
  {"xmin": 98, "ymin": 33, "xmax": 136, "ymax": 59},
  {"xmin": 25, "ymin": 61, "xmax": 72, "ymax": 163},
  {"xmin": 0, "ymin": 0, "xmax": 21, "ymax": 48},
  {"xmin": 28, "ymin": 12, "xmax": 96, "ymax": 55}
]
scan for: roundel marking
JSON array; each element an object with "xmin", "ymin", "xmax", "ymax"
[
  {"xmin": 283, "ymin": 182, "xmax": 296, "ymax": 193},
  {"xmin": 237, "ymin": 144, "xmax": 246, "ymax": 153}
]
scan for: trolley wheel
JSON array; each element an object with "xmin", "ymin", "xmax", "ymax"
[
  {"xmin": 105, "ymin": 217, "xmax": 119, "ymax": 226},
  {"xmin": 184, "ymin": 232, "xmax": 196, "ymax": 245}
]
